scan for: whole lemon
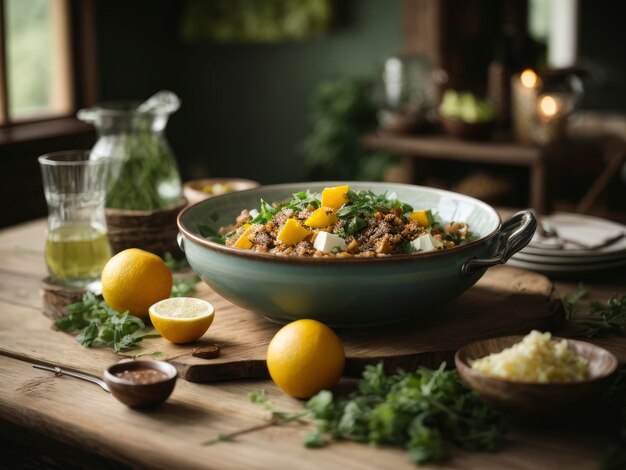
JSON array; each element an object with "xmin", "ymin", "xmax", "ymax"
[
  {"xmin": 101, "ymin": 248, "xmax": 172, "ymax": 318},
  {"xmin": 266, "ymin": 319, "xmax": 345, "ymax": 398}
]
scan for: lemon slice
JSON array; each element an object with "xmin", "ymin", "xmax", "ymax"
[{"xmin": 149, "ymin": 297, "xmax": 215, "ymax": 344}]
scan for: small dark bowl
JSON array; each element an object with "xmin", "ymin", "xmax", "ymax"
[
  {"xmin": 104, "ymin": 360, "xmax": 178, "ymax": 408},
  {"xmin": 440, "ymin": 116, "xmax": 495, "ymax": 140},
  {"xmin": 455, "ymin": 336, "xmax": 618, "ymax": 415}
]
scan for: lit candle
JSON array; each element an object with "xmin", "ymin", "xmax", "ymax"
[
  {"xmin": 538, "ymin": 95, "xmax": 562, "ymax": 120},
  {"xmin": 511, "ymin": 69, "xmax": 540, "ymax": 145},
  {"xmin": 535, "ymin": 94, "xmax": 567, "ymax": 144}
]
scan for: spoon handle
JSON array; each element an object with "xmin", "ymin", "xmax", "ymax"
[{"xmin": 33, "ymin": 364, "xmax": 110, "ymax": 393}]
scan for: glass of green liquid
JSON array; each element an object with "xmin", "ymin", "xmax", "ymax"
[{"xmin": 39, "ymin": 151, "xmax": 112, "ymax": 288}]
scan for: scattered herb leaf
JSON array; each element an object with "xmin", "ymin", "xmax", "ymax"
[
  {"xmin": 171, "ymin": 277, "xmax": 199, "ymax": 298},
  {"xmin": 163, "ymin": 252, "xmax": 190, "ymax": 271}
]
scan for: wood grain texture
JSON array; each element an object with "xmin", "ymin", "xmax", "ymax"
[
  {"xmin": 167, "ymin": 266, "xmax": 565, "ymax": 382},
  {"xmin": 1, "ymin": 218, "xmax": 625, "ymax": 469}
]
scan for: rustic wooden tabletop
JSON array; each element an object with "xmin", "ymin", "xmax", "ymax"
[{"xmin": 1, "ymin": 219, "xmax": 624, "ymax": 470}]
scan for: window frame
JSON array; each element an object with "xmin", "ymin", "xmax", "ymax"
[{"xmin": 0, "ymin": 0, "xmax": 97, "ymax": 131}]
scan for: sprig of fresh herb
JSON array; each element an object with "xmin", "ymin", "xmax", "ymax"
[
  {"xmin": 55, "ymin": 292, "xmax": 158, "ymax": 352},
  {"xmin": 197, "ymin": 224, "xmax": 227, "ymax": 244},
  {"xmin": 163, "ymin": 252, "xmax": 190, "ymax": 271},
  {"xmin": 55, "ymin": 276, "xmax": 198, "ymax": 352},
  {"xmin": 303, "ymin": 363, "xmax": 502, "ymax": 465},
  {"xmin": 250, "ymin": 199, "xmax": 279, "ymax": 224},
  {"xmin": 561, "ymin": 284, "xmax": 626, "ymax": 337},
  {"xmin": 336, "ymin": 190, "xmax": 412, "ymax": 220},
  {"xmin": 203, "ymin": 390, "xmax": 308, "ymax": 446},
  {"xmin": 171, "ymin": 277, "xmax": 199, "ymax": 297},
  {"xmin": 237, "ymin": 364, "xmax": 501, "ymax": 465}
]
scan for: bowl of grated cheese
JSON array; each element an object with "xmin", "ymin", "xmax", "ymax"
[{"xmin": 455, "ymin": 331, "xmax": 618, "ymax": 414}]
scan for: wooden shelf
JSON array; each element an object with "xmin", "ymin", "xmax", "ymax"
[
  {"xmin": 361, "ymin": 133, "xmax": 542, "ymax": 167},
  {"xmin": 361, "ymin": 132, "xmax": 548, "ymax": 213}
]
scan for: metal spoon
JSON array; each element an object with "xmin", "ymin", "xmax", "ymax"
[{"xmin": 33, "ymin": 364, "xmax": 110, "ymax": 393}]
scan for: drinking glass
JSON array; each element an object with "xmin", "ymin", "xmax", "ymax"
[{"xmin": 39, "ymin": 151, "xmax": 112, "ymax": 287}]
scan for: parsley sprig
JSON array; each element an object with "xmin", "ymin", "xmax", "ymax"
[
  {"xmin": 562, "ymin": 284, "xmax": 626, "ymax": 337},
  {"xmin": 303, "ymin": 363, "xmax": 502, "ymax": 465},
  {"xmin": 211, "ymin": 363, "xmax": 501, "ymax": 465},
  {"xmin": 55, "ymin": 278, "xmax": 198, "ymax": 352},
  {"xmin": 55, "ymin": 292, "xmax": 159, "ymax": 352}
]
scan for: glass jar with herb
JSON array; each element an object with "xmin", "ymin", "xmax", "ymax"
[{"xmin": 78, "ymin": 92, "xmax": 183, "ymax": 210}]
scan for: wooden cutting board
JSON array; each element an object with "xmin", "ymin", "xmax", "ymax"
[{"xmin": 164, "ymin": 266, "xmax": 564, "ymax": 382}]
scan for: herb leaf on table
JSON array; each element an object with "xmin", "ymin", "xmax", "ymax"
[
  {"xmin": 561, "ymin": 284, "xmax": 626, "ymax": 337},
  {"xmin": 55, "ymin": 276, "xmax": 199, "ymax": 352},
  {"xmin": 241, "ymin": 363, "xmax": 502, "ymax": 466}
]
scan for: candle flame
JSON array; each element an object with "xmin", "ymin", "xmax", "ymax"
[
  {"xmin": 540, "ymin": 96, "xmax": 559, "ymax": 118},
  {"xmin": 521, "ymin": 69, "xmax": 538, "ymax": 88}
]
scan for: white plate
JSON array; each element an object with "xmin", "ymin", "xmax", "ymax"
[
  {"xmin": 506, "ymin": 257, "xmax": 626, "ymax": 274},
  {"xmin": 525, "ymin": 212, "xmax": 626, "ymax": 258}
]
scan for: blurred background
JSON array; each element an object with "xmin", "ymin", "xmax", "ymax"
[{"xmin": 1, "ymin": 0, "xmax": 625, "ymax": 228}]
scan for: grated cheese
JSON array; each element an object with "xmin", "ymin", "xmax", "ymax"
[{"xmin": 470, "ymin": 331, "xmax": 588, "ymax": 383}]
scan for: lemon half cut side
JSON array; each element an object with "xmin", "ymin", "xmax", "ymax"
[{"xmin": 149, "ymin": 297, "xmax": 215, "ymax": 344}]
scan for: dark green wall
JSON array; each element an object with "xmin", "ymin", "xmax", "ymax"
[{"xmin": 95, "ymin": 0, "xmax": 402, "ymax": 184}]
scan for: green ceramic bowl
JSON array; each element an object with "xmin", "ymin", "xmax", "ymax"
[{"xmin": 177, "ymin": 182, "xmax": 535, "ymax": 327}]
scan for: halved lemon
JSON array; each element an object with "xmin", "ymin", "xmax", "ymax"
[{"xmin": 149, "ymin": 297, "xmax": 215, "ymax": 344}]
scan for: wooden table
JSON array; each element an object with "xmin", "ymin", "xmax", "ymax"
[{"xmin": 1, "ymin": 219, "xmax": 625, "ymax": 469}]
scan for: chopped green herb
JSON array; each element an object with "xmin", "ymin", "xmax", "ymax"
[
  {"xmin": 197, "ymin": 223, "xmax": 227, "ymax": 244},
  {"xmin": 561, "ymin": 285, "xmax": 625, "ymax": 337},
  {"xmin": 244, "ymin": 363, "xmax": 502, "ymax": 465},
  {"xmin": 163, "ymin": 252, "xmax": 190, "ymax": 271},
  {"xmin": 337, "ymin": 190, "xmax": 412, "ymax": 219},
  {"xmin": 55, "ymin": 292, "xmax": 156, "ymax": 352},
  {"xmin": 171, "ymin": 277, "xmax": 199, "ymax": 297}
]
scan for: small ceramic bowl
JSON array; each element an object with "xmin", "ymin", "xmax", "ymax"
[
  {"xmin": 183, "ymin": 178, "xmax": 260, "ymax": 206},
  {"xmin": 455, "ymin": 336, "xmax": 618, "ymax": 414},
  {"xmin": 103, "ymin": 360, "xmax": 178, "ymax": 408},
  {"xmin": 440, "ymin": 116, "xmax": 495, "ymax": 140}
]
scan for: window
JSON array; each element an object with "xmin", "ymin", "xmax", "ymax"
[{"xmin": 0, "ymin": 0, "xmax": 74, "ymax": 125}]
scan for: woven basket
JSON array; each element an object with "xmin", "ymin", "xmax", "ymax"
[{"xmin": 105, "ymin": 197, "xmax": 187, "ymax": 258}]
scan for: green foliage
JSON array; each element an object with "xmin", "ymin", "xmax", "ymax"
[
  {"xmin": 304, "ymin": 363, "xmax": 502, "ymax": 465},
  {"xmin": 55, "ymin": 292, "xmax": 156, "ymax": 353},
  {"xmin": 561, "ymin": 284, "xmax": 626, "ymax": 337},
  {"xmin": 302, "ymin": 77, "xmax": 397, "ymax": 181},
  {"xmin": 105, "ymin": 129, "xmax": 181, "ymax": 210},
  {"xmin": 55, "ymin": 275, "xmax": 198, "ymax": 352},
  {"xmin": 181, "ymin": 0, "xmax": 333, "ymax": 43},
  {"xmin": 247, "ymin": 363, "xmax": 502, "ymax": 465}
]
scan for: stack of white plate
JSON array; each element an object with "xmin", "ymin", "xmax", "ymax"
[{"xmin": 508, "ymin": 212, "xmax": 626, "ymax": 275}]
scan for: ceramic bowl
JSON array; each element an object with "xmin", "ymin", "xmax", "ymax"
[
  {"xmin": 455, "ymin": 335, "xmax": 618, "ymax": 414},
  {"xmin": 183, "ymin": 178, "xmax": 260, "ymax": 206},
  {"xmin": 177, "ymin": 182, "xmax": 536, "ymax": 327},
  {"xmin": 104, "ymin": 360, "xmax": 178, "ymax": 408},
  {"xmin": 440, "ymin": 116, "xmax": 495, "ymax": 141}
]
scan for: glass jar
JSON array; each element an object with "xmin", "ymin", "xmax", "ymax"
[
  {"xmin": 377, "ymin": 55, "xmax": 437, "ymax": 134},
  {"xmin": 78, "ymin": 94, "xmax": 182, "ymax": 211}
]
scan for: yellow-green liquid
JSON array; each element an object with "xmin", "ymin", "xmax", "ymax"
[{"xmin": 45, "ymin": 224, "xmax": 112, "ymax": 283}]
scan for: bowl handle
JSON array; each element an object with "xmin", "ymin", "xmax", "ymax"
[
  {"xmin": 177, "ymin": 233, "xmax": 185, "ymax": 253},
  {"xmin": 460, "ymin": 210, "xmax": 537, "ymax": 277}
]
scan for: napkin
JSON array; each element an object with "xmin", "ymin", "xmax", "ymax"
[{"xmin": 530, "ymin": 212, "xmax": 626, "ymax": 250}]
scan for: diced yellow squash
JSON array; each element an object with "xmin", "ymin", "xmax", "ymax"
[
  {"xmin": 304, "ymin": 207, "xmax": 337, "ymax": 228},
  {"xmin": 233, "ymin": 224, "xmax": 255, "ymax": 249},
  {"xmin": 321, "ymin": 185, "xmax": 349, "ymax": 210},
  {"xmin": 409, "ymin": 210, "xmax": 433, "ymax": 227},
  {"xmin": 277, "ymin": 219, "xmax": 310, "ymax": 246}
]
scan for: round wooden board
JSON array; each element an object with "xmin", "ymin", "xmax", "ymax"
[{"xmin": 160, "ymin": 266, "xmax": 564, "ymax": 382}]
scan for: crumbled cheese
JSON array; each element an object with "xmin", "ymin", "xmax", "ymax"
[
  {"xmin": 410, "ymin": 233, "xmax": 443, "ymax": 252},
  {"xmin": 470, "ymin": 331, "xmax": 589, "ymax": 383},
  {"xmin": 249, "ymin": 209, "xmax": 260, "ymax": 219},
  {"xmin": 314, "ymin": 232, "xmax": 347, "ymax": 253}
]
